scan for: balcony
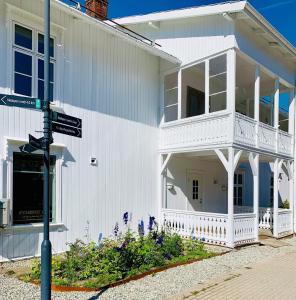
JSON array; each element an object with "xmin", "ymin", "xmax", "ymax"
[{"xmin": 160, "ymin": 112, "xmax": 293, "ymax": 157}]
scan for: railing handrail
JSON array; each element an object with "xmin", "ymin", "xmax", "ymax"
[
  {"xmin": 234, "ymin": 213, "xmax": 256, "ymax": 219},
  {"xmin": 161, "ymin": 208, "xmax": 228, "ymax": 219},
  {"xmin": 235, "ymin": 112, "xmax": 257, "ymax": 124},
  {"xmin": 160, "ymin": 111, "xmax": 231, "ymax": 129}
]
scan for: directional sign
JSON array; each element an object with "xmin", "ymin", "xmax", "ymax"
[
  {"xmin": 52, "ymin": 112, "xmax": 82, "ymax": 129},
  {"xmin": 0, "ymin": 94, "xmax": 42, "ymax": 110},
  {"xmin": 52, "ymin": 122, "xmax": 82, "ymax": 138},
  {"xmin": 19, "ymin": 143, "xmax": 38, "ymax": 154},
  {"xmin": 29, "ymin": 134, "xmax": 44, "ymax": 150}
]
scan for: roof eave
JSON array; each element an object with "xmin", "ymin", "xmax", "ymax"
[
  {"xmin": 243, "ymin": 2, "xmax": 296, "ymax": 59},
  {"xmin": 51, "ymin": 0, "xmax": 180, "ymax": 65}
]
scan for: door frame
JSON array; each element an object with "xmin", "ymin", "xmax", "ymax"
[{"xmin": 186, "ymin": 170, "xmax": 205, "ymax": 211}]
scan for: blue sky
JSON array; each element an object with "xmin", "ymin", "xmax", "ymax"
[{"xmin": 64, "ymin": 0, "xmax": 296, "ymax": 46}]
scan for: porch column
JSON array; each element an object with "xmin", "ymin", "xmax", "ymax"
[
  {"xmin": 227, "ymin": 49, "xmax": 236, "ymax": 114},
  {"xmin": 205, "ymin": 60, "xmax": 210, "ymax": 114},
  {"xmin": 273, "ymin": 158, "xmax": 279, "ymax": 238},
  {"xmin": 289, "ymin": 89, "xmax": 295, "ymax": 233},
  {"xmin": 249, "ymin": 153, "xmax": 259, "ymax": 242},
  {"xmin": 254, "ymin": 66, "xmax": 260, "ymax": 147},
  {"xmin": 177, "ymin": 69, "xmax": 182, "ymax": 119},
  {"xmin": 0, "ymin": 157, "xmax": 3, "ymax": 199},
  {"xmin": 227, "ymin": 147, "xmax": 235, "ymax": 248},
  {"xmin": 274, "ymin": 78, "xmax": 280, "ymax": 153}
]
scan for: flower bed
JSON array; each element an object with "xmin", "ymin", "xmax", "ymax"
[{"xmin": 22, "ymin": 214, "xmax": 214, "ymax": 289}]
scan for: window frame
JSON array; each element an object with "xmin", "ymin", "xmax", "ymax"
[
  {"xmin": 233, "ymin": 171, "xmax": 245, "ymax": 206},
  {"xmin": 12, "ymin": 21, "xmax": 56, "ymax": 100},
  {"xmin": 5, "ymin": 139, "xmax": 64, "ymax": 227}
]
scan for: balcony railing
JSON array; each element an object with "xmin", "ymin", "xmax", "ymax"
[
  {"xmin": 160, "ymin": 111, "xmax": 232, "ymax": 152},
  {"xmin": 160, "ymin": 112, "xmax": 293, "ymax": 157}
]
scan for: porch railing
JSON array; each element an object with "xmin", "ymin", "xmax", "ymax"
[
  {"xmin": 161, "ymin": 209, "xmax": 228, "ymax": 245},
  {"xmin": 278, "ymin": 209, "xmax": 293, "ymax": 237},
  {"xmin": 234, "ymin": 213, "xmax": 256, "ymax": 245},
  {"xmin": 234, "ymin": 206, "xmax": 293, "ymax": 236}
]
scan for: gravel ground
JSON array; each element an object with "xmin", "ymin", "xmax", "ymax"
[{"xmin": 1, "ymin": 238, "xmax": 296, "ymax": 300}]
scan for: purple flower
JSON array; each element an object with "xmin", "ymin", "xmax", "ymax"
[
  {"xmin": 123, "ymin": 212, "xmax": 129, "ymax": 225},
  {"xmin": 156, "ymin": 234, "xmax": 164, "ymax": 245},
  {"xmin": 138, "ymin": 220, "xmax": 145, "ymax": 237},
  {"xmin": 114, "ymin": 222, "xmax": 119, "ymax": 237},
  {"xmin": 148, "ymin": 216, "xmax": 155, "ymax": 231}
]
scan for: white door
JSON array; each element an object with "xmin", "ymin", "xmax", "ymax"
[{"xmin": 187, "ymin": 173, "xmax": 203, "ymax": 211}]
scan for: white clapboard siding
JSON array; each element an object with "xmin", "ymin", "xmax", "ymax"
[{"xmin": 0, "ymin": 0, "xmax": 164, "ymax": 260}]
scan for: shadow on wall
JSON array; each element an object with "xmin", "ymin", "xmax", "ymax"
[{"xmin": 59, "ymin": 19, "xmax": 160, "ymax": 128}]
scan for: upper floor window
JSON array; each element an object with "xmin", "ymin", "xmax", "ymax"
[{"xmin": 13, "ymin": 23, "xmax": 55, "ymax": 100}]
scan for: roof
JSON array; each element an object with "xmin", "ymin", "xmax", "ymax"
[
  {"xmin": 51, "ymin": 0, "xmax": 180, "ymax": 65},
  {"xmin": 114, "ymin": 1, "xmax": 296, "ymax": 62}
]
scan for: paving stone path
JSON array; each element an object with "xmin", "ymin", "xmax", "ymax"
[{"xmin": 172, "ymin": 245, "xmax": 296, "ymax": 300}]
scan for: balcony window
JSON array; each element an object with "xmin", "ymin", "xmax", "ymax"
[
  {"xmin": 209, "ymin": 54, "xmax": 227, "ymax": 112},
  {"xmin": 164, "ymin": 72, "xmax": 178, "ymax": 122},
  {"xmin": 279, "ymin": 83, "xmax": 290, "ymax": 132},
  {"xmin": 235, "ymin": 54, "xmax": 256, "ymax": 118},
  {"xmin": 182, "ymin": 63, "xmax": 205, "ymax": 118}
]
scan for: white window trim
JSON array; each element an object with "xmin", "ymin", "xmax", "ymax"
[
  {"xmin": 5, "ymin": 3, "xmax": 65, "ymax": 106},
  {"xmin": 12, "ymin": 21, "xmax": 56, "ymax": 100},
  {"xmin": 3, "ymin": 137, "xmax": 65, "ymax": 228}
]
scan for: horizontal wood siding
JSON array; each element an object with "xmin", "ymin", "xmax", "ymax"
[{"xmin": 0, "ymin": 0, "xmax": 161, "ymax": 260}]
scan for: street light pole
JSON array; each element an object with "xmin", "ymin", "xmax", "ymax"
[{"xmin": 41, "ymin": 0, "xmax": 52, "ymax": 298}]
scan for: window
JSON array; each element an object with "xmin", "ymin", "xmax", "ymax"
[
  {"xmin": 209, "ymin": 54, "xmax": 227, "ymax": 112},
  {"xmin": 234, "ymin": 172, "xmax": 244, "ymax": 206},
  {"xmin": 164, "ymin": 72, "xmax": 178, "ymax": 122},
  {"xmin": 13, "ymin": 24, "xmax": 55, "ymax": 100},
  {"xmin": 13, "ymin": 153, "xmax": 56, "ymax": 225},
  {"xmin": 182, "ymin": 62, "xmax": 205, "ymax": 117},
  {"xmin": 192, "ymin": 179, "xmax": 199, "ymax": 200}
]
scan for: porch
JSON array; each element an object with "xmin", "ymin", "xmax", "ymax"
[{"xmin": 160, "ymin": 149, "xmax": 294, "ymax": 247}]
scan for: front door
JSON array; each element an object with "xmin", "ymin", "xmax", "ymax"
[{"xmin": 187, "ymin": 173, "xmax": 203, "ymax": 211}]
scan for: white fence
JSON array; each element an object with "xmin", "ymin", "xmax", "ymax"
[
  {"xmin": 161, "ymin": 209, "xmax": 228, "ymax": 245},
  {"xmin": 278, "ymin": 209, "xmax": 293, "ymax": 237},
  {"xmin": 234, "ymin": 206, "xmax": 293, "ymax": 237},
  {"xmin": 234, "ymin": 213, "xmax": 256, "ymax": 245}
]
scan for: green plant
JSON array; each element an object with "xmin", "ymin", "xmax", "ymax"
[
  {"xmin": 281, "ymin": 199, "xmax": 290, "ymax": 209},
  {"xmin": 26, "ymin": 214, "xmax": 212, "ymax": 288}
]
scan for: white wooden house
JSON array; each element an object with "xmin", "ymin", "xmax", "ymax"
[
  {"xmin": 116, "ymin": 1, "xmax": 296, "ymax": 247},
  {"xmin": 0, "ymin": 0, "xmax": 295, "ymax": 261}
]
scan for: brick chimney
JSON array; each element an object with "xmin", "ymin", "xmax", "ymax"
[{"xmin": 85, "ymin": 0, "xmax": 108, "ymax": 20}]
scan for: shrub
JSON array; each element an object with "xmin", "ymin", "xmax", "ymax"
[{"xmin": 28, "ymin": 214, "xmax": 212, "ymax": 288}]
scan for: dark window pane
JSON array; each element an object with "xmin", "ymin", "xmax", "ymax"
[
  {"xmin": 15, "ymin": 24, "xmax": 32, "ymax": 50},
  {"xmin": 15, "ymin": 73, "xmax": 32, "ymax": 96},
  {"xmin": 238, "ymin": 187, "xmax": 243, "ymax": 197},
  {"xmin": 38, "ymin": 80, "xmax": 54, "ymax": 101},
  {"xmin": 238, "ymin": 174, "xmax": 243, "ymax": 184},
  {"xmin": 13, "ymin": 153, "xmax": 56, "ymax": 225},
  {"xmin": 38, "ymin": 33, "xmax": 54, "ymax": 57},
  {"xmin": 234, "ymin": 174, "xmax": 237, "ymax": 184},
  {"xmin": 15, "ymin": 52, "xmax": 32, "ymax": 76},
  {"xmin": 38, "ymin": 59, "xmax": 54, "ymax": 82}
]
